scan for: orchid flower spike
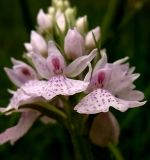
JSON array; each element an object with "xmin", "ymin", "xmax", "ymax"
[
  {"xmin": 74, "ymin": 50, "xmax": 146, "ymax": 114},
  {"xmin": 3, "ymin": 41, "xmax": 97, "ymax": 112}
]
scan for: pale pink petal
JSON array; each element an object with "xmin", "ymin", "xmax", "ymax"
[
  {"xmin": 0, "ymin": 109, "xmax": 40, "ymax": 145},
  {"xmin": 7, "ymin": 76, "xmax": 89, "ymax": 110},
  {"xmin": 22, "ymin": 76, "xmax": 89, "ymax": 100},
  {"xmin": 113, "ymin": 57, "xmax": 129, "ymax": 65},
  {"xmin": 4, "ymin": 68, "xmax": 24, "ymax": 87},
  {"xmin": 93, "ymin": 49, "xmax": 107, "ymax": 75},
  {"xmin": 64, "ymin": 49, "xmax": 97, "ymax": 77},
  {"xmin": 31, "ymin": 31, "xmax": 47, "ymax": 55},
  {"xmin": 7, "ymin": 88, "xmax": 38, "ymax": 111},
  {"xmin": 129, "ymin": 73, "xmax": 140, "ymax": 81},
  {"xmin": 84, "ymin": 62, "xmax": 92, "ymax": 82},
  {"xmin": 30, "ymin": 53, "xmax": 51, "ymax": 79},
  {"xmin": 46, "ymin": 41, "xmax": 66, "ymax": 75},
  {"xmin": 74, "ymin": 88, "xmax": 146, "ymax": 114},
  {"xmin": 11, "ymin": 58, "xmax": 25, "ymax": 65},
  {"xmin": 87, "ymin": 68, "xmax": 111, "ymax": 92},
  {"xmin": 117, "ymin": 90, "xmax": 144, "ymax": 101}
]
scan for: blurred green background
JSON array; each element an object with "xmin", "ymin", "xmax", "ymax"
[{"xmin": 0, "ymin": 0, "xmax": 149, "ymax": 159}]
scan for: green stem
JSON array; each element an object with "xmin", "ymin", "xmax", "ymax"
[
  {"xmin": 69, "ymin": 124, "xmax": 94, "ymax": 160},
  {"xmin": 108, "ymin": 143, "xmax": 124, "ymax": 160},
  {"xmin": 20, "ymin": 102, "xmax": 67, "ymax": 125},
  {"xmin": 62, "ymin": 97, "xmax": 93, "ymax": 160}
]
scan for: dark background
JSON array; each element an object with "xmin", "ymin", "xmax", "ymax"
[{"xmin": 0, "ymin": 0, "xmax": 150, "ymax": 159}]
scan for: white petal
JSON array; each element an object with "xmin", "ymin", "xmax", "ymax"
[
  {"xmin": 30, "ymin": 53, "xmax": 51, "ymax": 79},
  {"xmin": 64, "ymin": 49, "xmax": 97, "ymax": 77},
  {"xmin": 74, "ymin": 88, "xmax": 146, "ymax": 114},
  {"xmin": 0, "ymin": 109, "xmax": 40, "ymax": 145},
  {"xmin": 93, "ymin": 49, "xmax": 107, "ymax": 75}
]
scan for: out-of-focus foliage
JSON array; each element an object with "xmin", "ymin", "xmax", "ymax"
[{"xmin": 0, "ymin": 0, "xmax": 149, "ymax": 159}]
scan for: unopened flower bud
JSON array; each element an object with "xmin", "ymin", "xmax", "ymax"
[
  {"xmin": 37, "ymin": 9, "xmax": 53, "ymax": 31},
  {"xmin": 53, "ymin": 0, "xmax": 64, "ymax": 11},
  {"xmin": 65, "ymin": 8, "xmax": 76, "ymax": 25},
  {"xmin": 55, "ymin": 12, "xmax": 66, "ymax": 33},
  {"xmin": 31, "ymin": 31, "xmax": 47, "ymax": 56},
  {"xmin": 64, "ymin": 0, "xmax": 70, "ymax": 8},
  {"xmin": 75, "ymin": 15, "xmax": 88, "ymax": 34},
  {"xmin": 89, "ymin": 112, "xmax": 120, "ymax": 147},
  {"xmin": 64, "ymin": 29, "xmax": 85, "ymax": 59},
  {"xmin": 85, "ymin": 26, "xmax": 101, "ymax": 49},
  {"xmin": 24, "ymin": 43, "xmax": 33, "ymax": 52},
  {"xmin": 48, "ymin": 7, "xmax": 55, "ymax": 15}
]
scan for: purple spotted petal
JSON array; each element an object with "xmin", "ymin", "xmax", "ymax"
[
  {"xmin": 22, "ymin": 76, "xmax": 89, "ymax": 100},
  {"xmin": 7, "ymin": 88, "xmax": 38, "ymax": 111},
  {"xmin": 0, "ymin": 109, "xmax": 40, "ymax": 145},
  {"xmin": 74, "ymin": 88, "xmax": 146, "ymax": 114},
  {"xmin": 6, "ymin": 76, "xmax": 89, "ymax": 110}
]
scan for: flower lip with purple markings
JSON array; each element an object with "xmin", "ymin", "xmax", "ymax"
[{"xmin": 74, "ymin": 50, "xmax": 146, "ymax": 114}]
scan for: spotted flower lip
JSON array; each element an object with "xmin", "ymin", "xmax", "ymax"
[{"xmin": 74, "ymin": 50, "xmax": 146, "ymax": 114}]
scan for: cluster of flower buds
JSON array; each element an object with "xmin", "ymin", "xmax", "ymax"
[{"xmin": 0, "ymin": 0, "xmax": 145, "ymax": 148}]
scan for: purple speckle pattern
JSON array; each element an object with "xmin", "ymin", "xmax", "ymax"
[
  {"xmin": 8, "ymin": 88, "xmax": 33, "ymax": 110},
  {"xmin": 9, "ymin": 75, "xmax": 88, "ymax": 109},
  {"xmin": 74, "ymin": 88, "xmax": 133, "ymax": 114}
]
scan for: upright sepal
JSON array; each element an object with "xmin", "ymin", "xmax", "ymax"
[{"xmin": 64, "ymin": 49, "xmax": 97, "ymax": 77}]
